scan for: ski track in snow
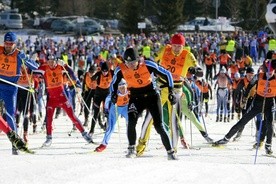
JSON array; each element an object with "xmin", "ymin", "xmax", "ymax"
[{"xmin": 0, "ymin": 41, "xmax": 275, "ymax": 183}]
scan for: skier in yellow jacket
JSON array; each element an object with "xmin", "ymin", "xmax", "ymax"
[{"xmin": 136, "ymin": 33, "xmax": 212, "ymax": 156}]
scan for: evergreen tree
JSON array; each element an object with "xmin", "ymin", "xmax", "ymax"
[
  {"xmin": 11, "ymin": 0, "xmax": 59, "ymax": 17},
  {"xmin": 7, "ymin": 0, "xmax": 271, "ymax": 32},
  {"xmin": 92, "ymin": 0, "xmax": 121, "ymax": 19},
  {"xmin": 239, "ymin": 0, "xmax": 258, "ymax": 31},
  {"xmin": 119, "ymin": 0, "xmax": 143, "ymax": 34},
  {"xmin": 152, "ymin": 0, "xmax": 184, "ymax": 33}
]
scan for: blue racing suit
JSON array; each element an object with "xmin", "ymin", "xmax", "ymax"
[
  {"xmin": 0, "ymin": 48, "xmax": 38, "ymax": 131},
  {"xmin": 100, "ymin": 91, "xmax": 129, "ymax": 146}
]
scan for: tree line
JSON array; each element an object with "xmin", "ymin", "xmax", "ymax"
[{"xmin": 6, "ymin": 0, "xmax": 269, "ymax": 33}]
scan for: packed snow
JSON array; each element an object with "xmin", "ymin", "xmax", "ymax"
[
  {"xmin": 1, "ymin": 97, "xmax": 276, "ymax": 184},
  {"xmin": 0, "ymin": 33, "xmax": 275, "ymax": 184}
]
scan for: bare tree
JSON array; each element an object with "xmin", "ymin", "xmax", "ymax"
[{"xmin": 224, "ymin": 0, "xmax": 240, "ymax": 21}]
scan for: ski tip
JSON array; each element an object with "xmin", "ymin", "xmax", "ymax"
[
  {"xmin": 191, "ymin": 147, "xmax": 201, "ymax": 150},
  {"xmin": 22, "ymin": 148, "xmax": 35, "ymax": 154},
  {"xmin": 211, "ymin": 143, "xmax": 225, "ymax": 148},
  {"xmin": 262, "ymin": 154, "xmax": 276, "ymax": 158},
  {"xmin": 27, "ymin": 150, "xmax": 35, "ymax": 154}
]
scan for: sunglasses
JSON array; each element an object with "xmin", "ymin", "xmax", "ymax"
[{"xmin": 4, "ymin": 42, "xmax": 15, "ymax": 46}]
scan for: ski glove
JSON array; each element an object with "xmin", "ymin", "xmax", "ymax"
[
  {"xmin": 111, "ymin": 92, "xmax": 118, "ymax": 104},
  {"xmin": 188, "ymin": 66, "xmax": 203, "ymax": 77},
  {"xmin": 168, "ymin": 89, "xmax": 177, "ymax": 105}
]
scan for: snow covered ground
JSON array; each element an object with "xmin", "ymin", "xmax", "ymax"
[
  {"xmin": 0, "ymin": 32, "xmax": 274, "ymax": 183},
  {"xmin": 1, "ymin": 96, "xmax": 276, "ymax": 184}
]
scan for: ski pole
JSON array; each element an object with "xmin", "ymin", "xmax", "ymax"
[
  {"xmin": 190, "ymin": 119, "xmax": 193, "ymax": 147},
  {"xmin": 21, "ymin": 59, "xmax": 38, "ymax": 103},
  {"xmin": 254, "ymin": 118, "xmax": 264, "ymax": 164},
  {"xmin": 201, "ymin": 113, "xmax": 208, "ymax": 134},
  {"xmin": 115, "ymin": 104, "xmax": 122, "ymax": 152},
  {"xmin": 254, "ymin": 63, "xmax": 270, "ymax": 164},
  {"xmin": 0, "ymin": 77, "xmax": 34, "ymax": 92},
  {"xmin": 60, "ymin": 63, "xmax": 92, "ymax": 113},
  {"xmin": 199, "ymin": 79, "xmax": 208, "ymax": 134},
  {"xmin": 60, "ymin": 63, "xmax": 105, "ymax": 133},
  {"xmin": 173, "ymin": 105, "xmax": 191, "ymax": 153}
]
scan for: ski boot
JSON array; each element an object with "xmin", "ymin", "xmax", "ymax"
[
  {"xmin": 216, "ymin": 116, "xmax": 219, "ymax": 122},
  {"xmin": 95, "ymin": 144, "xmax": 107, "ymax": 152},
  {"xmin": 231, "ymin": 114, "xmax": 234, "ymax": 120},
  {"xmin": 136, "ymin": 138, "xmax": 147, "ymax": 156},
  {"xmin": 227, "ymin": 115, "xmax": 230, "ymax": 122},
  {"xmin": 265, "ymin": 144, "xmax": 273, "ymax": 155},
  {"xmin": 212, "ymin": 137, "xmax": 229, "ymax": 146},
  {"xmin": 219, "ymin": 114, "xmax": 222, "ymax": 122},
  {"xmin": 224, "ymin": 116, "xmax": 227, "ymax": 123},
  {"xmin": 126, "ymin": 145, "xmax": 136, "ymax": 158},
  {"xmin": 200, "ymin": 131, "xmax": 214, "ymax": 144},
  {"xmin": 167, "ymin": 150, "xmax": 178, "ymax": 160},
  {"xmin": 42, "ymin": 135, "xmax": 52, "ymax": 147},
  {"xmin": 204, "ymin": 136, "xmax": 214, "ymax": 144},
  {"xmin": 253, "ymin": 141, "xmax": 264, "ymax": 149},
  {"xmin": 82, "ymin": 131, "xmax": 93, "ymax": 143},
  {"xmin": 7, "ymin": 131, "xmax": 34, "ymax": 154}
]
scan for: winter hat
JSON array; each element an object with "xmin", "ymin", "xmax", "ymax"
[
  {"xmin": 101, "ymin": 62, "xmax": 109, "ymax": 72},
  {"xmin": 118, "ymin": 78, "xmax": 127, "ymax": 86},
  {"xmin": 246, "ymin": 67, "xmax": 254, "ymax": 74},
  {"xmin": 170, "ymin": 33, "xmax": 185, "ymax": 45},
  {"xmin": 89, "ymin": 65, "xmax": 97, "ymax": 72},
  {"xmin": 123, "ymin": 48, "xmax": 138, "ymax": 62},
  {"xmin": 234, "ymin": 72, "xmax": 240, "ymax": 79},
  {"xmin": 4, "ymin": 32, "xmax": 17, "ymax": 42}
]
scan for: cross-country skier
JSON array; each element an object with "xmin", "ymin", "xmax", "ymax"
[
  {"xmin": 213, "ymin": 57, "xmax": 276, "ymax": 155},
  {"xmin": 95, "ymin": 78, "xmax": 129, "ymax": 152},
  {"xmin": 0, "ymin": 32, "xmax": 38, "ymax": 154}
]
